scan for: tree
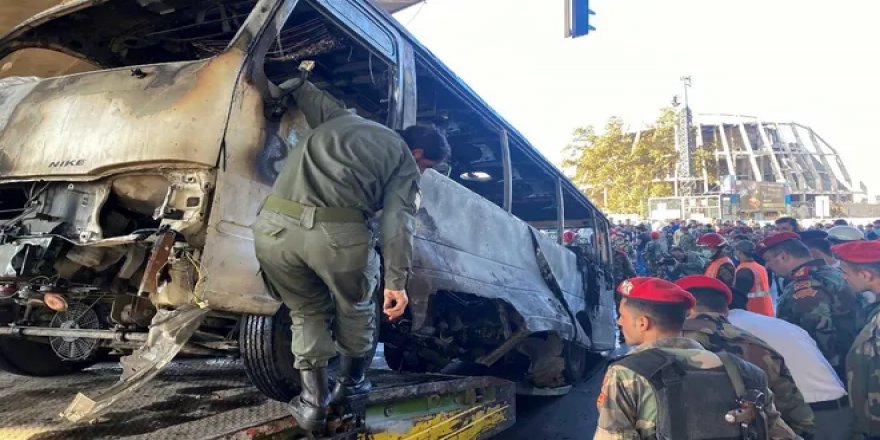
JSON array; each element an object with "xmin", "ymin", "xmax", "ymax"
[{"xmin": 562, "ymin": 108, "xmax": 678, "ymax": 215}]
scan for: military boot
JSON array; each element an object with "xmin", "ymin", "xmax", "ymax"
[
  {"xmin": 329, "ymin": 356, "xmax": 372, "ymax": 405},
  {"xmin": 288, "ymin": 368, "xmax": 330, "ymax": 432}
]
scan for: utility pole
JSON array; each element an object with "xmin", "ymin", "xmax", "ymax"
[{"xmin": 675, "ymin": 76, "xmax": 696, "ymax": 197}]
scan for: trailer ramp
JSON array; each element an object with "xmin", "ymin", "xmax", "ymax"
[{"xmin": 0, "ymin": 359, "xmax": 514, "ymax": 440}]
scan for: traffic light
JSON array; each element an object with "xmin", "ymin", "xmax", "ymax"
[{"xmin": 565, "ymin": 0, "xmax": 595, "ymax": 38}]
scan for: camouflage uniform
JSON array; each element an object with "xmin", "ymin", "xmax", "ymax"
[
  {"xmin": 847, "ymin": 300, "xmax": 880, "ymax": 438},
  {"xmin": 683, "ymin": 313, "xmax": 815, "ymax": 436},
  {"xmin": 680, "ymin": 232, "xmax": 698, "ymax": 253},
  {"xmin": 612, "ymin": 249, "xmax": 637, "ymax": 287},
  {"xmin": 612, "ymin": 234, "xmax": 634, "ymax": 257},
  {"xmin": 776, "ymin": 260, "xmax": 860, "ymax": 377},
  {"xmin": 644, "ymin": 240, "xmax": 663, "ymax": 277},
  {"xmin": 595, "ymin": 337, "xmax": 796, "ymax": 439}
]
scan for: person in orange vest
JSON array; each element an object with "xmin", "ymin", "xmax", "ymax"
[
  {"xmin": 696, "ymin": 232, "xmax": 737, "ymax": 293},
  {"xmin": 732, "ymin": 239, "xmax": 775, "ymax": 316}
]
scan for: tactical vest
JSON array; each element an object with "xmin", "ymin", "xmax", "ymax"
[
  {"xmin": 615, "ymin": 348, "xmax": 768, "ymax": 440},
  {"xmin": 736, "ymin": 261, "xmax": 774, "ymax": 316},
  {"xmin": 705, "ymin": 256, "xmax": 734, "ymax": 279}
]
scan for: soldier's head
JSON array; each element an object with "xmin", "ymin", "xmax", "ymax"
[
  {"xmin": 675, "ymin": 275, "xmax": 734, "ymax": 315},
  {"xmin": 733, "ymin": 240, "xmax": 756, "ymax": 262},
  {"xmin": 833, "ymin": 241, "xmax": 880, "ymax": 293},
  {"xmin": 774, "ymin": 217, "xmax": 799, "ymax": 233},
  {"xmin": 670, "ymin": 246, "xmax": 684, "ymax": 260},
  {"xmin": 398, "ymin": 125, "xmax": 451, "ymax": 174},
  {"xmin": 696, "ymin": 233, "xmax": 726, "ymax": 259},
  {"xmin": 616, "ymin": 278, "xmax": 695, "ymax": 346},
  {"xmin": 756, "ymin": 232, "xmax": 811, "ymax": 278}
]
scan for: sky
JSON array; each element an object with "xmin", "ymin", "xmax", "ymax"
[{"xmin": 393, "ymin": 0, "xmax": 880, "ymax": 197}]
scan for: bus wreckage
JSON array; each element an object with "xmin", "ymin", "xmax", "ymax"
[{"xmin": 0, "ymin": 0, "xmax": 617, "ymax": 424}]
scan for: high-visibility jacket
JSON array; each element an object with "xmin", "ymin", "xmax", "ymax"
[
  {"xmin": 704, "ymin": 256, "xmax": 734, "ymax": 279},
  {"xmin": 736, "ymin": 261, "xmax": 774, "ymax": 317}
]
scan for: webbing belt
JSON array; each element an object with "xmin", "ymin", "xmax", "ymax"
[{"xmin": 262, "ymin": 194, "xmax": 364, "ymax": 223}]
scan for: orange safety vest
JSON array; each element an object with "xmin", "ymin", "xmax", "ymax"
[
  {"xmin": 704, "ymin": 256, "xmax": 734, "ymax": 279},
  {"xmin": 736, "ymin": 261, "xmax": 774, "ymax": 317}
]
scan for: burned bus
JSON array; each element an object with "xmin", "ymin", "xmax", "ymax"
[{"xmin": 0, "ymin": 0, "xmax": 616, "ymax": 411}]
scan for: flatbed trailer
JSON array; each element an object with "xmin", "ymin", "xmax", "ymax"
[{"xmin": 0, "ymin": 359, "xmax": 515, "ymax": 440}]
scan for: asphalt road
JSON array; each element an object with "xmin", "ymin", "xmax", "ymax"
[{"xmin": 506, "ymin": 358, "xmax": 608, "ymax": 440}]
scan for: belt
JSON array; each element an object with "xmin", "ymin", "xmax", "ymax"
[
  {"xmin": 809, "ymin": 395, "xmax": 849, "ymax": 411},
  {"xmin": 262, "ymin": 194, "xmax": 364, "ymax": 223}
]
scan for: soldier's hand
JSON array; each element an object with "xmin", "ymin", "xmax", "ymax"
[{"xmin": 383, "ymin": 289, "xmax": 409, "ymax": 321}]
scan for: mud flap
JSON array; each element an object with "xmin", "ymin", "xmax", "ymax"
[{"xmin": 61, "ymin": 304, "xmax": 210, "ymax": 423}]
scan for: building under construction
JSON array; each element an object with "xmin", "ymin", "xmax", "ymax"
[{"xmin": 649, "ymin": 112, "xmax": 866, "ymax": 221}]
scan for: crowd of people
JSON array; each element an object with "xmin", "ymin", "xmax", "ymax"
[{"xmin": 595, "ymin": 216, "xmax": 880, "ymax": 439}]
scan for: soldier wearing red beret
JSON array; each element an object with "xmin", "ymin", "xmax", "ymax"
[
  {"xmin": 833, "ymin": 241, "xmax": 880, "ymax": 439},
  {"xmin": 757, "ymin": 232, "xmax": 860, "ymax": 381},
  {"xmin": 677, "ymin": 276, "xmax": 815, "ymax": 437},
  {"xmin": 595, "ymin": 277, "xmax": 796, "ymax": 439}
]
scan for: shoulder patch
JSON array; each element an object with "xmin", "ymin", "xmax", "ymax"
[
  {"xmin": 793, "ymin": 265, "xmax": 810, "ymax": 278},
  {"xmin": 793, "ymin": 286, "xmax": 817, "ymax": 299},
  {"xmin": 596, "ymin": 373, "xmax": 610, "ymax": 408}
]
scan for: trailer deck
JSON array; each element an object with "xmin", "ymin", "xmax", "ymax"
[{"xmin": 0, "ymin": 359, "xmax": 515, "ymax": 440}]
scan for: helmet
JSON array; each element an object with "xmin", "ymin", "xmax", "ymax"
[
  {"xmin": 651, "ymin": 231, "xmax": 660, "ymax": 239},
  {"xmin": 562, "ymin": 230, "xmax": 578, "ymax": 245},
  {"xmin": 827, "ymin": 225, "xmax": 864, "ymax": 243},
  {"xmin": 697, "ymin": 232, "xmax": 727, "ymax": 248}
]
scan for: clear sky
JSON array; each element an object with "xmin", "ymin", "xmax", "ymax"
[{"xmin": 394, "ymin": 0, "xmax": 880, "ymax": 197}]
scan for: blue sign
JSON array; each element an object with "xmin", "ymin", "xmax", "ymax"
[{"xmin": 569, "ymin": 0, "xmax": 596, "ymax": 38}]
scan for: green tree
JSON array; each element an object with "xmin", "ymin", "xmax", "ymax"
[{"xmin": 563, "ymin": 108, "xmax": 677, "ymax": 215}]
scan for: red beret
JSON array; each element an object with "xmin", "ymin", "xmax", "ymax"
[
  {"xmin": 755, "ymin": 232, "xmax": 801, "ymax": 257},
  {"xmin": 832, "ymin": 241, "xmax": 880, "ymax": 264},
  {"xmin": 617, "ymin": 277, "xmax": 696, "ymax": 308},
  {"xmin": 674, "ymin": 275, "xmax": 732, "ymax": 305}
]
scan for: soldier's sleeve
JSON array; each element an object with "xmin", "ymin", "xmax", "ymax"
[
  {"xmin": 291, "ymin": 81, "xmax": 352, "ymax": 127},
  {"xmin": 848, "ymin": 327, "xmax": 880, "ymax": 436},
  {"xmin": 595, "ymin": 365, "xmax": 647, "ymax": 440},
  {"xmin": 379, "ymin": 148, "xmax": 420, "ymax": 291},
  {"xmin": 760, "ymin": 383, "xmax": 800, "ymax": 439},
  {"xmin": 779, "ymin": 284, "xmax": 837, "ymax": 364},
  {"xmin": 622, "ymin": 256, "xmax": 637, "ymax": 279},
  {"xmin": 755, "ymin": 347, "xmax": 815, "ymax": 436}
]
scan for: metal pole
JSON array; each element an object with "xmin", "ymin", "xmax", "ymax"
[
  {"xmin": 500, "ymin": 129, "xmax": 513, "ymax": 213},
  {"xmin": 0, "ymin": 325, "xmax": 150, "ymax": 342},
  {"xmin": 556, "ymin": 178, "xmax": 565, "ymax": 245}
]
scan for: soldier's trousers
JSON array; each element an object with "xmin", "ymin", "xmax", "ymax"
[{"xmin": 253, "ymin": 210, "xmax": 380, "ymax": 370}]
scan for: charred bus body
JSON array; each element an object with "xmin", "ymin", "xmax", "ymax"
[{"xmin": 0, "ymin": 0, "xmax": 616, "ymax": 402}]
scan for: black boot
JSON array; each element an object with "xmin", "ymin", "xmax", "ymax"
[
  {"xmin": 330, "ymin": 356, "xmax": 372, "ymax": 405},
  {"xmin": 288, "ymin": 368, "xmax": 329, "ymax": 432}
]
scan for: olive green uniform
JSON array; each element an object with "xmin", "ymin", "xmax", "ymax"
[
  {"xmin": 683, "ymin": 313, "xmax": 815, "ymax": 437},
  {"xmin": 595, "ymin": 337, "xmax": 797, "ymax": 439},
  {"xmin": 254, "ymin": 82, "xmax": 419, "ymax": 369}
]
